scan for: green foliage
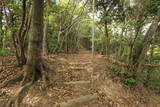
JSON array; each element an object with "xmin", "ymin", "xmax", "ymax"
[
  {"xmin": 115, "ymin": 66, "xmax": 160, "ymax": 91},
  {"xmin": 118, "ymin": 53, "xmax": 130, "ymax": 64},
  {"xmin": 0, "ymin": 49, "xmax": 13, "ymax": 56},
  {"xmin": 120, "ymin": 68, "xmax": 133, "ymax": 77},
  {"xmin": 101, "ymin": 16, "xmax": 112, "ymax": 24},
  {"xmin": 2, "ymin": 0, "xmax": 160, "ymax": 94},
  {"xmin": 110, "ymin": 35, "xmax": 129, "ymax": 46},
  {"xmin": 123, "ymin": 78, "xmax": 136, "ymax": 88},
  {"xmin": 135, "ymin": 71, "xmax": 148, "ymax": 84},
  {"xmin": 110, "ymin": 65, "xmax": 120, "ymax": 72},
  {"xmin": 147, "ymin": 69, "xmax": 160, "ymax": 92},
  {"xmin": 110, "ymin": 65, "xmax": 136, "ymax": 87},
  {"xmin": 116, "ymin": 67, "xmax": 160, "ymax": 90},
  {"xmin": 143, "ymin": 0, "xmax": 160, "ymax": 17}
]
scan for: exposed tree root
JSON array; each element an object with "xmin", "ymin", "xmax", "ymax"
[
  {"xmin": 5, "ymin": 82, "xmax": 32, "ymax": 107},
  {"xmin": 4, "ymin": 63, "xmax": 48, "ymax": 107},
  {"xmin": 21, "ymin": 63, "xmax": 48, "ymax": 86},
  {"xmin": 40, "ymin": 65, "xmax": 48, "ymax": 88},
  {"xmin": 0, "ymin": 72, "xmax": 23, "ymax": 88},
  {"xmin": 59, "ymin": 93, "xmax": 98, "ymax": 107}
]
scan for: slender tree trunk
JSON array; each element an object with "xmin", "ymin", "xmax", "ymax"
[
  {"xmin": 104, "ymin": 20, "xmax": 110, "ymax": 55},
  {"xmin": 117, "ymin": 25, "xmax": 125, "ymax": 59},
  {"xmin": 0, "ymin": 2, "xmax": 3, "ymax": 49},
  {"xmin": 42, "ymin": 22, "xmax": 48, "ymax": 55},
  {"xmin": 132, "ymin": 20, "xmax": 159, "ymax": 72},
  {"xmin": 129, "ymin": 27, "xmax": 140, "ymax": 63},
  {"xmin": 4, "ymin": 6, "xmax": 22, "ymax": 64},
  {"xmin": 18, "ymin": 0, "xmax": 28, "ymax": 65},
  {"xmin": 149, "ymin": 45, "xmax": 154, "ymax": 63}
]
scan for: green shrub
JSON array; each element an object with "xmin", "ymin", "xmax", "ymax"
[
  {"xmin": 123, "ymin": 77, "xmax": 136, "ymax": 88},
  {"xmin": 118, "ymin": 53, "xmax": 130, "ymax": 64},
  {"xmin": 147, "ymin": 69, "xmax": 160, "ymax": 92},
  {"xmin": 110, "ymin": 65, "xmax": 120, "ymax": 72},
  {"xmin": 0, "ymin": 49, "xmax": 13, "ymax": 56},
  {"xmin": 110, "ymin": 63, "xmax": 160, "ymax": 90},
  {"xmin": 135, "ymin": 71, "xmax": 148, "ymax": 84},
  {"xmin": 110, "ymin": 65, "xmax": 136, "ymax": 87}
]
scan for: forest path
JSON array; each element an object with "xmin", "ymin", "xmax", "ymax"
[
  {"xmin": 46, "ymin": 49, "xmax": 160, "ymax": 107},
  {"xmin": 55, "ymin": 49, "xmax": 108, "ymax": 106},
  {"xmin": 44, "ymin": 49, "xmax": 160, "ymax": 107},
  {"xmin": 1, "ymin": 49, "xmax": 160, "ymax": 107}
]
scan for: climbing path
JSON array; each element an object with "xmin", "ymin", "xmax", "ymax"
[{"xmin": 1, "ymin": 49, "xmax": 160, "ymax": 107}]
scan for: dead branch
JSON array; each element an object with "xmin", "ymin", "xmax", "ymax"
[
  {"xmin": 110, "ymin": 57, "xmax": 160, "ymax": 68},
  {"xmin": 5, "ymin": 82, "xmax": 32, "ymax": 107},
  {"xmin": 144, "ymin": 64, "xmax": 160, "ymax": 67}
]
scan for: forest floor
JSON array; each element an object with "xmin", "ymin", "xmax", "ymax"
[{"xmin": 1, "ymin": 49, "xmax": 160, "ymax": 107}]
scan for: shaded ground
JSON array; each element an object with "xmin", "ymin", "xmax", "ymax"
[{"xmin": 0, "ymin": 50, "xmax": 160, "ymax": 107}]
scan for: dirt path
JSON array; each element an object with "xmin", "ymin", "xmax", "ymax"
[
  {"xmin": 1, "ymin": 50, "xmax": 160, "ymax": 107},
  {"xmin": 46, "ymin": 50, "xmax": 160, "ymax": 107}
]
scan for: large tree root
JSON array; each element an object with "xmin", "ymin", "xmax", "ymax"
[
  {"xmin": 0, "ymin": 72, "xmax": 23, "ymax": 88},
  {"xmin": 21, "ymin": 64, "xmax": 48, "ymax": 87},
  {"xmin": 59, "ymin": 93, "xmax": 98, "ymax": 107},
  {"xmin": 40, "ymin": 65, "xmax": 48, "ymax": 88},
  {"xmin": 5, "ymin": 63, "xmax": 48, "ymax": 107},
  {"xmin": 5, "ymin": 82, "xmax": 32, "ymax": 107}
]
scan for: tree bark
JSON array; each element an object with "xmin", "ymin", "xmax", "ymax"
[
  {"xmin": 104, "ymin": 20, "xmax": 110, "ymax": 55},
  {"xmin": 4, "ymin": 1, "xmax": 46, "ymax": 106},
  {"xmin": 22, "ymin": 0, "xmax": 44, "ymax": 84},
  {"xmin": 0, "ymin": 2, "xmax": 3, "ymax": 49},
  {"xmin": 149, "ymin": 45, "xmax": 155, "ymax": 63},
  {"xmin": 42, "ymin": 22, "xmax": 48, "ymax": 55},
  {"xmin": 129, "ymin": 25, "xmax": 141, "ymax": 63},
  {"xmin": 132, "ymin": 20, "xmax": 159, "ymax": 72},
  {"xmin": 17, "ymin": 0, "xmax": 28, "ymax": 65}
]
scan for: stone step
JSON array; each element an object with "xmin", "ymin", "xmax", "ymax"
[
  {"xmin": 64, "ymin": 80, "xmax": 90, "ymax": 85},
  {"xmin": 69, "ymin": 66, "xmax": 86, "ymax": 70},
  {"xmin": 69, "ymin": 62, "xmax": 91, "ymax": 66},
  {"xmin": 59, "ymin": 93, "xmax": 98, "ymax": 107}
]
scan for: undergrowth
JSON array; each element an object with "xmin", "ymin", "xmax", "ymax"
[
  {"xmin": 111, "ymin": 65, "xmax": 160, "ymax": 92},
  {"xmin": 0, "ymin": 49, "xmax": 13, "ymax": 56}
]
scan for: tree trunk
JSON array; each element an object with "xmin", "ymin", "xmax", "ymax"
[
  {"xmin": 22, "ymin": 0, "xmax": 44, "ymax": 84},
  {"xmin": 129, "ymin": 26, "xmax": 141, "ymax": 63},
  {"xmin": 132, "ymin": 20, "xmax": 159, "ymax": 72},
  {"xmin": 104, "ymin": 20, "xmax": 110, "ymax": 55},
  {"xmin": 42, "ymin": 22, "xmax": 48, "ymax": 55},
  {"xmin": 4, "ymin": 0, "xmax": 45, "ymax": 106},
  {"xmin": 117, "ymin": 25, "xmax": 126, "ymax": 59},
  {"xmin": 0, "ymin": 2, "xmax": 3, "ymax": 49},
  {"xmin": 149, "ymin": 45, "xmax": 155, "ymax": 63},
  {"xmin": 17, "ymin": 0, "xmax": 28, "ymax": 65}
]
